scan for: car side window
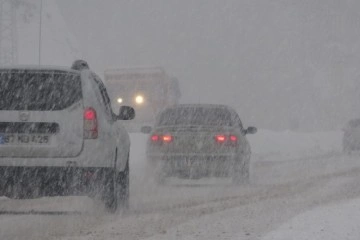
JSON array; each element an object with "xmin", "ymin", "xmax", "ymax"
[{"xmin": 91, "ymin": 73, "xmax": 116, "ymax": 121}]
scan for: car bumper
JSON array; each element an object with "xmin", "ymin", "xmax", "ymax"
[
  {"xmin": 147, "ymin": 154, "xmax": 240, "ymax": 177},
  {"xmin": 0, "ymin": 166, "xmax": 114, "ymax": 198},
  {"xmin": 0, "ymin": 140, "xmax": 115, "ymax": 168}
]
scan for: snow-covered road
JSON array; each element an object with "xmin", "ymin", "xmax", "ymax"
[{"xmin": 1, "ymin": 130, "xmax": 359, "ymax": 240}]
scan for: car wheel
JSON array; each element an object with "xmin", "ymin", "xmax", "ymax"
[
  {"xmin": 154, "ymin": 167, "xmax": 167, "ymax": 185},
  {"xmin": 12, "ymin": 182, "xmax": 26, "ymax": 199},
  {"xmin": 104, "ymin": 156, "xmax": 130, "ymax": 213},
  {"xmin": 189, "ymin": 167, "xmax": 201, "ymax": 179},
  {"xmin": 3, "ymin": 181, "xmax": 15, "ymax": 198},
  {"xmin": 118, "ymin": 159, "xmax": 130, "ymax": 209},
  {"xmin": 231, "ymin": 158, "xmax": 250, "ymax": 185},
  {"xmin": 149, "ymin": 160, "xmax": 166, "ymax": 185}
]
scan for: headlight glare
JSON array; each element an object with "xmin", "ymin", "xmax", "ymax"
[{"xmin": 135, "ymin": 95, "xmax": 144, "ymax": 104}]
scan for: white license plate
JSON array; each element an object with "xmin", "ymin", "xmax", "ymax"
[
  {"xmin": 0, "ymin": 134, "xmax": 51, "ymax": 145},
  {"xmin": 176, "ymin": 159, "xmax": 193, "ymax": 167}
]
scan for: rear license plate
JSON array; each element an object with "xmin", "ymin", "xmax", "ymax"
[
  {"xmin": 0, "ymin": 134, "xmax": 51, "ymax": 145},
  {"xmin": 175, "ymin": 158, "xmax": 193, "ymax": 168}
]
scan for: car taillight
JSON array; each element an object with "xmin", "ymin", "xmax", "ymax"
[
  {"xmin": 162, "ymin": 135, "xmax": 173, "ymax": 143},
  {"xmin": 150, "ymin": 134, "xmax": 173, "ymax": 143},
  {"xmin": 229, "ymin": 135, "xmax": 237, "ymax": 142},
  {"xmin": 215, "ymin": 134, "xmax": 227, "ymax": 143},
  {"xmin": 215, "ymin": 134, "xmax": 238, "ymax": 145},
  {"xmin": 151, "ymin": 134, "xmax": 160, "ymax": 142},
  {"xmin": 84, "ymin": 107, "xmax": 98, "ymax": 139}
]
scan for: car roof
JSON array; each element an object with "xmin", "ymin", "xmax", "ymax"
[
  {"xmin": 164, "ymin": 104, "xmax": 235, "ymax": 112},
  {"xmin": 0, "ymin": 65, "xmax": 80, "ymax": 74}
]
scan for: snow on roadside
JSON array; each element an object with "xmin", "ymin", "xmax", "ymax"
[
  {"xmin": 247, "ymin": 129, "xmax": 342, "ymax": 161},
  {"xmin": 140, "ymin": 197, "xmax": 360, "ymax": 240},
  {"xmin": 261, "ymin": 197, "xmax": 360, "ymax": 240}
]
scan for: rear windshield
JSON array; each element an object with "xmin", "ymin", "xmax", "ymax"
[
  {"xmin": 0, "ymin": 70, "xmax": 82, "ymax": 111},
  {"xmin": 157, "ymin": 107, "xmax": 233, "ymax": 126}
]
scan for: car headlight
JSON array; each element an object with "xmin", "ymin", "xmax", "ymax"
[
  {"xmin": 117, "ymin": 98, "xmax": 123, "ymax": 104},
  {"xmin": 135, "ymin": 95, "xmax": 144, "ymax": 104}
]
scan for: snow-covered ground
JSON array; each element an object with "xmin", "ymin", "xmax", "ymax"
[
  {"xmin": 262, "ymin": 197, "xmax": 360, "ymax": 240},
  {"xmin": 248, "ymin": 129, "xmax": 342, "ymax": 161},
  {"xmin": 1, "ymin": 129, "xmax": 359, "ymax": 240},
  {"xmin": 128, "ymin": 130, "xmax": 360, "ymax": 240}
]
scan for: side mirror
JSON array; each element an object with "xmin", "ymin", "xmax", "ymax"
[
  {"xmin": 118, "ymin": 106, "xmax": 135, "ymax": 120},
  {"xmin": 245, "ymin": 126, "xmax": 257, "ymax": 134},
  {"xmin": 141, "ymin": 126, "xmax": 152, "ymax": 134}
]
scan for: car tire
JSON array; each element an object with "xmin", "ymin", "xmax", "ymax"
[
  {"xmin": 189, "ymin": 167, "xmax": 201, "ymax": 180},
  {"xmin": 149, "ymin": 160, "xmax": 166, "ymax": 185},
  {"xmin": 154, "ymin": 168, "xmax": 166, "ymax": 185},
  {"xmin": 231, "ymin": 158, "xmax": 250, "ymax": 185},
  {"xmin": 104, "ymin": 156, "xmax": 130, "ymax": 213},
  {"xmin": 118, "ymin": 159, "xmax": 130, "ymax": 209},
  {"xmin": 11, "ymin": 181, "xmax": 27, "ymax": 199},
  {"xmin": 3, "ymin": 181, "xmax": 15, "ymax": 199}
]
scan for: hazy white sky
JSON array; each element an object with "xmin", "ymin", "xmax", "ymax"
[{"xmin": 55, "ymin": 0, "xmax": 360, "ymax": 130}]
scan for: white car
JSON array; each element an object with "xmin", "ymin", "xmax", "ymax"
[{"xmin": 0, "ymin": 60, "xmax": 135, "ymax": 212}]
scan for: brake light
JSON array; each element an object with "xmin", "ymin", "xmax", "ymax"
[
  {"xmin": 162, "ymin": 135, "xmax": 173, "ymax": 143},
  {"xmin": 215, "ymin": 134, "xmax": 238, "ymax": 145},
  {"xmin": 215, "ymin": 135, "xmax": 227, "ymax": 143},
  {"xmin": 229, "ymin": 135, "xmax": 237, "ymax": 142},
  {"xmin": 151, "ymin": 135, "xmax": 159, "ymax": 141},
  {"xmin": 84, "ymin": 109, "xmax": 95, "ymax": 120},
  {"xmin": 150, "ymin": 134, "xmax": 173, "ymax": 143},
  {"xmin": 84, "ymin": 107, "xmax": 98, "ymax": 139}
]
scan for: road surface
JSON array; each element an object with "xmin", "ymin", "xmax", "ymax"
[{"xmin": 0, "ymin": 134, "xmax": 359, "ymax": 240}]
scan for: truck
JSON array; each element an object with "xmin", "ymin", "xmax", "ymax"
[{"xmin": 104, "ymin": 66, "xmax": 181, "ymax": 132}]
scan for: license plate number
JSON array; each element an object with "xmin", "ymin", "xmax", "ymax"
[
  {"xmin": 175, "ymin": 159, "xmax": 193, "ymax": 167},
  {"xmin": 0, "ymin": 134, "xmax": 51, "ymax": 145}
]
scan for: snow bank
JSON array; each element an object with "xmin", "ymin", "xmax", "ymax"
[
  {"xmin": 141, "ymin": 196, "xmax": 360, "ymax": 240},
  {"xmin": 262, "ymin": 198, "xmax": 360, "ymax": 240},
  {"xmin": 248, "ymin": 129, "xmax": 342, "ymax": 161}
]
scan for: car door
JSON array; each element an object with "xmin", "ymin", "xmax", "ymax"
[
  {"xmin": 91, "ymin": 73, "xmax": 129, "ymax": 171},
  {"xmin": 232, "ymin": 111, "xmax": 251, "ymax": 159}
]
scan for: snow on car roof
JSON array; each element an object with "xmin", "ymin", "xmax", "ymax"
[
  {"xmin": 167, "ymin": 103, "xmax": 232, "ymax": 110},
  {"xmin": 162, "ymin": 104, "xmax": 240, "ymax": 118},
  {"xmin": 163, "ymin": 104, "xmax": 238, "ymax": 115},
  {"xmin": 0, "ymin": 65, "xmax": 80, "ymax": 74}
]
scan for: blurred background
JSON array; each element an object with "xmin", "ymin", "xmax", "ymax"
[{"xmin": 10, "ymin": 0, "xmax": 360, "ymax": 131}]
